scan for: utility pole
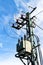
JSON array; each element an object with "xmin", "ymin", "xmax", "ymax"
[{"xmin": 12, "ymin": 7, "xmax": 41, "ymax": 65}]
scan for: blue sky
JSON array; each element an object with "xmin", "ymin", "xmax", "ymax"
[
  {"xmin": 0, "ymin": 0, "xmax": 43, "ymax": 65},
  {"xmin": 0, "ymin": 0, "xmax": 18, "ymax": 60}
]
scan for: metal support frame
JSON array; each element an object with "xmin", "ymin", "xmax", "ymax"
[{"xmin": 12, "ymin": 7, "xmax": 41, "ymax": 65}]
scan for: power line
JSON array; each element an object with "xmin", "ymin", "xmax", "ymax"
[
  {"xmin": 34, "ymin": 10, "xmax": 43, "ymax": 16},
  {"xmin": 31, "ymin": 16, "xmax": 43, "ymax": 31},
  {"xmin": 21, "ymin": 29, "xmax": 26, "ymax": 34},
  {"xmin": 34, "ymin": 22, "xmax": 43, "ymax": 30},
  {"xmin": 3, "ymin": 25, "xmax": 21, "ymax": 39},
  {"xmin": 8, "ymin": 21, "xmax": 24, "ymax": 37},
  {"xmin": 11, "ymin": 28, "xmax": 22, "ymax": 37},
  {"xmin": 21, "ymin": 22, "xmax": 43, "ymax": 32},
  {"xmin": 2, "ymin": 22, "xmax": 26, "ymax": 39},
  {"xmin": 4, "ymin": 11, "xmax": 43, "ymax": 39}
]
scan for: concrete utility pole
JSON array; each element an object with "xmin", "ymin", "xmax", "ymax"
[{"xmin": 12, "ymin": 7, "xmax": 41, "ymax": 65}]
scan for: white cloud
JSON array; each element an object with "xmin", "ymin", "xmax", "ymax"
[
  {"xmin": 13, "ymin": 0, "xmax": 43, "ymax": 65},
  {"xmin": 31, "ymin": 0, "xmax": 43, "ymax": 22},
  {"xmin": 14, "ymin": 0, "xmax": 30, "ymax": 12},
  {"xmin": 13, "ymin": 0, "xmax": 35, "ymax": 36},
  {"xmin": 32, "ymin": 1, "xmax": 43, "ymax": 64},
  {"xmin": 14, "ymin": 0, "xmax": 43, "ymax": 39},
  {"xmin": 1, "ymin": 0, "xmax": 43, "ymax": 65},
  {"xmin": 0, "ymin": 54, "xmax": 23, "ymax": 65}
]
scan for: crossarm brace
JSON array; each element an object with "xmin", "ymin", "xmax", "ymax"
[{"xmin": 20, "ymin": 58, "xmax": 26, "ymax": 65}]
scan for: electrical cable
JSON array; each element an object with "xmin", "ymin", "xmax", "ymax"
[
  {"xmin": 30, "ymin": 34, "xmax": 42, "ymax": 65},
  {"xmin": 33, "ymin": 34, "xmax": 40, "ymax": 42},
  {"xmin": 3, "ymin": 25, "xmax": 21, "ymax": 39},
  {"xmin": 34, "ymin": 34, "xmax": 43, "ymax": 65},
  {"xmin": 19, "ymin": 20, "xmax": 43, "ymax": 33},
  {"xmin": 34, "ymin": 22, "xmax": 43, "ymax": 30},
  {"xmin": 8, "ymin": 21, "xmax": 24, "ymax": 37},
  {"xmin": 34, "ymin": 10, "xmax": 43, "ymax": 16},
  {"xmin": 11, "ymin": 27, "xmax": 22, "ymax": 37},
  {"xmin": 21, "ymin": 29, "xmax": 26, "ymax": 34},
  {"xmin": 30, "ymin": 16, "xmax": 43, "ymax": 31},
  {"xmin": 4, "ymin": 10, "xmax": 43, "ymax": 39}
]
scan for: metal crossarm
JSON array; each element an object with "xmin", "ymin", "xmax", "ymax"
[{"xmin": 30, "ymin": 7, "xmax": 37, "ymax": 14}]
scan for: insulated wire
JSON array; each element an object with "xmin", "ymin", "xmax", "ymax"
[
  {"xmin": 9, "ymin": 21, "xmax": 24, "ymax": 37},
  {"xmin": 3, "ymin": 25, "xmax": 21, "ymax": 39},
  {"xmin": 11, "ymin": 27, "xmax": 22, "ymax": 37},
  {"xmin": 21, "ymin": 29, "xmax": 26, "ymax": 34},
  {"xmin": 3, "ymin": 10, "xmax": 43, "ymax": 39},
  {"xmin": 34, "ymin": 22, "xmax": 43, "ymax": 30},
  {"xmin": 31, "ymin": 17, "xmax": 43, "ymax": 31},
  {"xmin": 34, "ymin": 10, "xmax": 43, "ymax": 16},
  {"xmin": 33, "ymin": 24, "xmax": 43, "ymax": 65}
]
